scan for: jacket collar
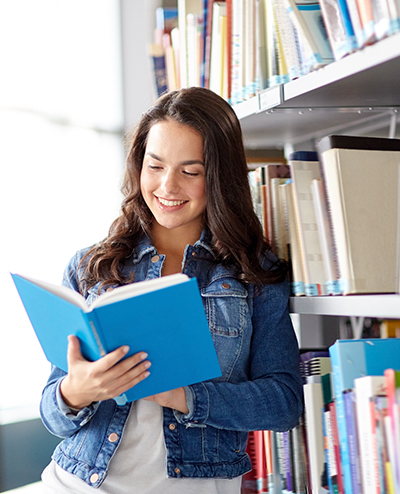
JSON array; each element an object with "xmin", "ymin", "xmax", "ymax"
[{"xmin": 130, "ymin": 227, "xmax": 215, "ymax": 264}]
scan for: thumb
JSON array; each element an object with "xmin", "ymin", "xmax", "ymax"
[{"xmin": 66, "ymin": 334, "xmax": 84, "ymax": 365}]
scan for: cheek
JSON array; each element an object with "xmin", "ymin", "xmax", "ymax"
[{"xmin": 140, "ymin": 169, "xmax": 153, "ymax": 198}]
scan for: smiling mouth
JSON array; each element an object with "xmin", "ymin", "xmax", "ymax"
[{"xmin": 157, "ymin": 197, "xmax": 187, "ymax": 207}]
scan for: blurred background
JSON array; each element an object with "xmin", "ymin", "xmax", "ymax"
[{"xmin": 0, "ymin": 0, "xmax": 172, "ymax": 490}]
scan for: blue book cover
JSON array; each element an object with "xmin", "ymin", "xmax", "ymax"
[
  {"xmin": 329, "ymin": 339, "xmax": 400, "ymax": 493},
  {"xmin": 11, "ymin": 273, "xmax": 222, "ymax": 405}
]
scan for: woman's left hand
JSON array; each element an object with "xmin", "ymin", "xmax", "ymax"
[{"xmin": 144, "ymin": 387, "xmax": 189, "ymax": 414}]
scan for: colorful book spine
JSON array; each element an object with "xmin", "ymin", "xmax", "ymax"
[{"xmin": 343, "ymin": 390, "xmax": 362, "ymax": 494}]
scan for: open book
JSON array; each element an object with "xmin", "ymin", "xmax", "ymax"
[{"xmin": 11, "ymin": 273, "xmax": 221, "ymax": 405}]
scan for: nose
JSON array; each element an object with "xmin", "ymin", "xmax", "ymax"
[{"xmin": 161, "ymin": 169, "xmax": 179, "ymax": 195}]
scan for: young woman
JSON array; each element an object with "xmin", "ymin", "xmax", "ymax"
[{"xmin": 40, "ymin": 87, "xmax": 303, "ymax": 493}]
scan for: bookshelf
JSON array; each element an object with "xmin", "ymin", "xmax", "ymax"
[
  {"xmin": 232, "ymin": 33, "xmax": 400, "ymax": 328},
  {"xmin": 234, "ymin": 31, "xmax": 400, "ymax": 148},
  {"xmin": 289, "ymin": 294, "xmax": 400, "ymax": 319}
]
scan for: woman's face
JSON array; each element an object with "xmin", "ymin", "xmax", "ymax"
[{"xmin": 140, "ymin": 119, "xmax": 206, "ymax": 235}]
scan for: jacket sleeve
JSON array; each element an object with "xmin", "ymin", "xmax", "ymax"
[
  {"xmin": 40, "ymin": 365, "xmax": 100, "ymax": 438},
  {"xmin": 174, "ymin": 278, "xmax": 304, "ymax": 432},
  {"xmin": 39, "ymin": 249, "xmax": 100, "ymax": 438}
]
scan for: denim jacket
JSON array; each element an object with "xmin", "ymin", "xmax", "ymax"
[{"xmin": 40, "ymin": 229, "xmax": 303, "ymax": 488}]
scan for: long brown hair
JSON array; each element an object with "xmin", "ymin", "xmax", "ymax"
[{"xmin": 80, "ymin": 87, "xmax": 286, "ymax": 291}]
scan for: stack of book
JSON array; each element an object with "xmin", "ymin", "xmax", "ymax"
[
  {"xmin": 245, "ymin": 338, "xmax": 400, "ymax": 494},
  {"xmin": 149, "ymin": 0, "xmax": 400, "ymax": 103},
  {"xmin": 249, "ymin": 134, "xmax": 400, "ymax": 297}
]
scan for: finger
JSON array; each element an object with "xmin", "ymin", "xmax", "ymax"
[
  {"xmin": 107, "ymin": 354, "xmax": 151, "ymax": 382},
  {"xmin": 95, "ymin": 345, "xmax": 131, "ymax": 372},
  {"xmin": 111, "ymin": 365, "xmax": 151, "ymax": 398},
  {"xmin": 66, "ymin": 335, "xmax": 84, "ymax": 365}
]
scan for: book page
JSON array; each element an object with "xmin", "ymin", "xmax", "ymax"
[
  {"xmin": 92, "ymin": 273, "xmax": 190, "ymax": 309},
  {"xmin": 13, "ymin": 273, "xmax": 87, "ymax": 311}
]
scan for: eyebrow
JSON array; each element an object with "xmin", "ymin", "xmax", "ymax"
[{"xmin": 145, "ymin": 151, "xmax": 204, "ymax": 166}]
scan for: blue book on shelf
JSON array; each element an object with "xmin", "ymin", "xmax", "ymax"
[
  {"xmin": 329, "ymin": 339, "xmax": 400, "ymax": 494},
  {"xmin": 11, "ymin": 273, "xmax": 222, "ymax": 405},
  {"xmin": 336, "ymin": 0, "xmax": 358, "ymax": 52},
  {"xmin": 343, "ymin": 390, "xmax": 361, "ymax": 494}
]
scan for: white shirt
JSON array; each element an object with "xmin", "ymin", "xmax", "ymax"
[{"xmin": 42, "ymin": 400, "xmax": 242, "ymax": 494}]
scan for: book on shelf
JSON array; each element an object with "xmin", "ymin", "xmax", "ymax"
[
  {"xmin": 316, "ymin": 134, "xmax": 400, "ymax": 296},
  {"xmin": 354, "ymin": 375, "xmax": 386, "ymax": 494},
  {"xmin": 168, "ymin": 0, "xmax": 400, "ymax": 104},
  {"xmin": 329, "ymin": 339, "xmax": 400, "ymax": 494},
  {"xmin": 284, "ymin": 179, "xmax": 306, "ymax": 296},
  {"xmin": 178, "ymin": 0, "xmax": 203, "ymax": 88},
  {"xmin": 156, "ymin": 7, "xmax": 178, "ymax": 35},
  {"xmin": 318, "ymin": 0, "xmax": 355, "ymax": 60},
  {"xmin": 336, "ymin": 0, "xmax": 359, "ymax": 52},
  {"xmin": 311, "ymin": 178, "xmax": 341, "ymax": 295},
  {"xmin": 209, "ymin": 2, "xmax": 228, "ymax": 97},
  {"xmin": 242, "ymin": 431, "xmax": 258, "ymax": 493},
  {"xmin": 384, "ymin": 368, "xmax": 400, "ymax": 493},
  {"xmin": 304, "ymin": 380, "xmax": 326, "ymax": 493},
  {"xmin": 148, "ymin": 43, "xmax": 169, "ymax": 98},
  {"xmin": 321, "ymin": 372, "xmax": 343, "ymax": 494},
  {"xmin": 371, "ymin": 394, "xmax": 390, "ymax": 494},
  {"xmin": 345, "ymin": 0, "xmax": 365, "ymax": 48},
  {"xmin": 162, "ymin": 32, "xmax": 179, "ymax": 92},
  {"xmin": 11, "ymin": 272, "xmax": 222, "ymax": 405},
  {"xmin": 289, "ymin": 151, "xmax": 329, "ymax": 296},
  {"xmin": 343, "ymin": 389, "xmax": 362, "ymax": 494},
  {"xmin": 270, "ymin": 177, "xmax": 289, "ymax": 260},
  {"xmin": 380, "ymin": 319, "xmax": 400, "ymax": 339},
  {"xmin": 284, "ymin": 0, "xmax": 334, "ymax": 71}
]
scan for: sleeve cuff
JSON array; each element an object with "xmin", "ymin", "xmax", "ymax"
[
  {"xmin": 56, "ymin": 379, "xmax": 99, "ymax": 426},
  {"xmin": 173, "ymin": 383, "xmax": 209, "ymax": 425}
]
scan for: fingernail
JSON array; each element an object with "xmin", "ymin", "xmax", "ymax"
[
  {"xmin": 140, "ymin": 352, "xmax": 148, "ymax": 360},
  {"xmin": 144, "ymin": 361, "xmax": 151, "ymax": 369},
  {"xmin": 123, "ymin": 346, "xmax": 130, "ymax": 353},
  {"xmin": 144, "ymin": 371, "xmax": 150, "ymax": 378}
]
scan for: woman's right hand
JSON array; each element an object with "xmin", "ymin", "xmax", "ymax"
[{"xmin": 60, "ymin": 335, "xmax": 151, "ymax": 410}]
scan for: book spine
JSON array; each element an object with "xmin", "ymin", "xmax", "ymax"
[
  {"xmin": 318, "ymin": 148, "xmax": 352, "ymax": 294},
  {"xmin": 330, "ymin": 401, "xmax": 345, "ymax": 494},
  {"xmin": 335, "ymin": 0, "xmax": 358, "ymax": 51},
  {"xmin": 318, "ymin": 0, "xmax": 353, "ymax": 60},
  {"xmin": 276, "ymin": 431, "xmax": 288, "ymax": 491},
  {"xmin": 282, "ymin": 430, "xmax": 293, "ymax": 492},
  {"xmin": 83, "ymin": 312, "xmax": 106, "ymax": 358},
  {"xmin": 343, "ymin": 390, "xmax": 362, "ymax": 494},
  {"xmin": 311, "ymin": 178, "xmax": 341, "ymax": 295},
  {"xmin": 354, "ymin": 376, "xmax": 386, "ymax": 494},
  {"xmin": 148, "ymin": 44, "xmax": 169, "ymax": 97},
  {"xmin": 263, "ymin": 430, "xmax": 275, "ymax": 492},
  {"xmin": 329, "ymin": 344, "xmax": 354, "ymax": 494}
]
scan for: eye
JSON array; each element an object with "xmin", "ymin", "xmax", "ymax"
[
  {"xmin": 148, "ymin": 164, "xmax": 162, "ymax": 171},
  {"xmin": 183, "ymin": 170, "xmax": 199, "ymax": 177}
]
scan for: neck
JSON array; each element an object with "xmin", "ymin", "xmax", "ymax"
[{"xmin": 150, "ymin": 222, "xmax": 203, "ymax": 256}]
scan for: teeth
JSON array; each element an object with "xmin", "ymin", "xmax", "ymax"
[{"xmin": 158, "ymin": 197, "xmax": 186, "ymax": 206}]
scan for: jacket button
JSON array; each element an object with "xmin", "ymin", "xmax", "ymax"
[
  {"xmin": 90, "ymin": 473, "xmax": 99, "ymax": 484},
  {"xmin": 169, "ymin": 423, "xmax": 176, "ymax": 430},
  {"xmin": 108, "ymin": 432, "xmax": 119, "ymax": 442},
  {"xmin": 174, "ymin": 467, "xmax": 181, "ymax": 474},
  {"xmin": 222, "ymin": 283, "xmax": 230, "ymax": 289},
  {"xmin": 191, "ymin": 251, "xmax": 196, "ymax": 257},
  {"xmin": 151, "ymin": 255, "xmax": 160, "ymax": 263}
]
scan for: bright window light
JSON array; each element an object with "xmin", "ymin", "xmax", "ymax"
[{"xmin": 0, "ymin": 0, "xmax": 125, "ymax": 424}]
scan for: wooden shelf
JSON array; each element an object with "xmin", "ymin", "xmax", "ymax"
[{"xmin": 290, "ymin": 294, "xmax": 400, "ymax": 319}]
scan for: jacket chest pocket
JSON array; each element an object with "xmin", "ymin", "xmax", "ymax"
[
  {"xmin": 201, "ymin": 280, "xmax": 248, "ymax": 379},
  {"xmin": 201, "ymin": 279, "xmax": 248, "ymax": 336}
]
